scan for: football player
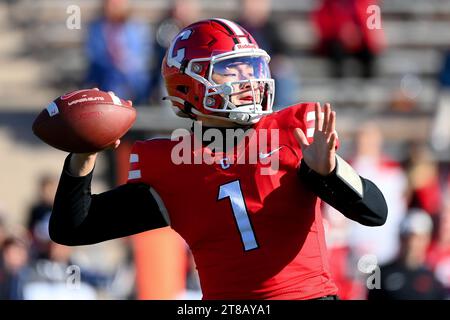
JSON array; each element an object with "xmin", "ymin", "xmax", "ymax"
[{"xmin": 50, "ymin": 19, "xmax": 387, "ymax": 299}]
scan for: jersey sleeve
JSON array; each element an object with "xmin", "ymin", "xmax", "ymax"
[
  {"xmin": 127, "ymin": 141, "xmax": 146, "ymax": 184},
  {"xmin": 277, "ymin": 102, "xmax": 340, "ymax": 166},
  {"xmin": 125, "ymin": 139, "xmax": 172, "ymax": 225},
  {"xmin": 289, "ymin": 102, "xmax": 317, "ymax": 145},
  {"xmin": 126, "ymin": 139, "xmax": 173, "ymax": 185},
  {"xmin": 49, "ymin": 153, "xmax": 168, "ymax": 246},
  {"xmin": 287, "ymin": 102, "xmax": 340, "ymax": 145}
]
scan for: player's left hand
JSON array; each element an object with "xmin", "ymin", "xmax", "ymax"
[{"xmin": 294, "ymin": 102, "xmax": 337, "ymax": 176}]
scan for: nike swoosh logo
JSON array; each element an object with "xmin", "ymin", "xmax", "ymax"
[{"xmin": 259, "ymin": 146, "xmax": 284, "ymax": 159}]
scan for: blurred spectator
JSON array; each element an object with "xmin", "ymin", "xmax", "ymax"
[
  {"xmin": 405, "ymin": 145, "xmax": 443, "ymax": 217},
  {"xmin": 368, "ymin": 209, "xmax": 445, "ymax": 300},
  {"xmin": 390, "ymin": 88, "xmax": 418, "ymax": 113},
  {"xmin": 22, "ymin": 242, "xmax": 110, "ymax": 300},
  {"xmin": 176, "ymin": 247, "xmax": 202, "ymax": 300},
  {"xmin": 0, "ymin": 216, "xmax": 7, "ymax": 249},
  {"xmin": 439, "ymin": 50, "xmax": 450, "ymax": 88},
  {"xmin": 312, "ymin": 0, "xmax": 385, "ymax": 78},
  {"xmin": 0, "ymin": 235, "xmax": 30, "ymax": 299},
  {"xmin": 431, "ymin": 54, "xmax": 450, "ymax": 156},
  {"xmin": 238, "ymin": 0, "xmax": 300, "ymax": 108},
  {"xmin": 149, "ymin": 0, "xmax": 201, "ymax": 103},
  {"xmin": 390, "ymin": 74, "xmax": 423, "ymax": 113},
  {"xmin": 27, "ymin": 174, "xmax": 57, "ymax": 260},
  {"xmin": 431, "ymin": 95, "xmax": 450, "ymax": 156},
  {"xmin": 324, "ymin": 209, "xmax": 365, "ymax": 299},
  {"xmin": 347, "ymin": 122, "xmax": 407, "ymax": 265},
  {"xmin": 85, "ymin": 0, "xmax": 152, "ymax": 104},
  {"xmin": 427, "ymin": 200, "xmax": 450, "ymax": 298},
  {"xmin": 106, "ymin": 243, "xmax": 137, "ymax": 299}
]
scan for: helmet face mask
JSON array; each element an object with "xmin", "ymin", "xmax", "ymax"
[
  {"xmin": 188, "ymin": 50, "xmax": 275, "ymax": 124},
  {"xmin": 162, "ymin": 19, "xmax": 275, "ymax": 125}
]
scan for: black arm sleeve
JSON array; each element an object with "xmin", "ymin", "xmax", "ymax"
[
  {"xmin": 298, "ymin": 159, "xmax": 388, "ymax": 226},
  {"xmin": 49, "ymin": 154, "xmax": 168, "ymax": 246}
]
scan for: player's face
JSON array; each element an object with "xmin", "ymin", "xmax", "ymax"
[
  {"xmin": 211, "ymin": 57, "xmax": 269, "ymax": 107},
  {"xmin": 212, "ymin": 62, "xmax": 261, "ymax": 106},
  {"xmin": 212, "ymin": 62, "xmax": 255, "ymax": 83}
]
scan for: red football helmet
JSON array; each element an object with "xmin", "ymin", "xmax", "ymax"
[{"xmin": 162, "ymin": 18, "xmax": 275, "ymax": 125}]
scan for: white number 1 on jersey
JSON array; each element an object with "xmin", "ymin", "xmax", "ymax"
[{"xmin": 218, "ymin": 180, "xmax": 259, "ymax": 251}]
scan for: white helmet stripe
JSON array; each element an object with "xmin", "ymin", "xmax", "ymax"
[
  {"xmin": 214, "ymin": 18, "xmax": 244, "ymax": 35},
  {"xmin": 239, "ymin": 37, "xmax": 249, "ymax": 45},
  {"xmin": 213, "ymin": 18, "xmax": 249, "ymax": 44}
]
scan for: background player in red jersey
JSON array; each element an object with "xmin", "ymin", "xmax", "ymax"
[{"xmin": 49, "ymin": 19, "xmax": 387, "ymax": 299}]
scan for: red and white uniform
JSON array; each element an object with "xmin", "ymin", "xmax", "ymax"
[{"xmin": 127, "ymin": 103, "xmax": 338, "ymax": 299}]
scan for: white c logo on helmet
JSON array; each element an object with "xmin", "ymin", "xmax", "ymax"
[{"xmin": 167, "ymin": 29, "xmax": 192, "ymax": 69}]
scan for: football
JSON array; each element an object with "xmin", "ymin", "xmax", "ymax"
[{"xmin": 32, "ymin": 88, "xmax": 136, "ymax": 153}]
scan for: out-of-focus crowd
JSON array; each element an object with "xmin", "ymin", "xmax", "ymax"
[
  {"xmin": 1, "ymin": 0, "xmax": 450, "ymax": 299},
  {"xmin": 0, "ymin": 175, "xmax": 134, "ymax": 299},
  {"xmin": 81, "ymin": 0, "xmax": 302, "ymax": 108},
  {"xmin": 325, "ymin": 122, "xmax": 450, "ymax": 300}
]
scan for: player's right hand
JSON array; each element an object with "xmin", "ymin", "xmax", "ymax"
[{"xmin": 69, "ymin": 139, "xmax": 121, "ymax": 177}]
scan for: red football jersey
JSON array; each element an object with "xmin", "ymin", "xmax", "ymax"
[{"xmin": 127, "ymin": 103, "xmax": 338, "ymax": 299}]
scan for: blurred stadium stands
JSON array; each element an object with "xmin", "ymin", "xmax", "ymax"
[
  {"xmin": 0, "ymin": 1, "xmax": 447, "ymax": 142},
  {"xmin": 0, "ymin": 0, "xmax": 449, "ymax": 300}
]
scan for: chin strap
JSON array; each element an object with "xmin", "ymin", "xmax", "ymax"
[
  {"xmin": 164, "ymin": 95, "xmax": 264, "ymax": 125},
  {"xmin": 162, "ymin": 95, "xmax": 185, "ymax": 105},
  {"xmin": 190, "ymin": 108, "xmax": 261, "ymax": 125},
  {"xmin": 163, "ymin": 96, "xmax": 195, "ymax": 119},
  {"xmin": 228, "ymin": 103, "xmax": 264, "ymax": 123}
]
